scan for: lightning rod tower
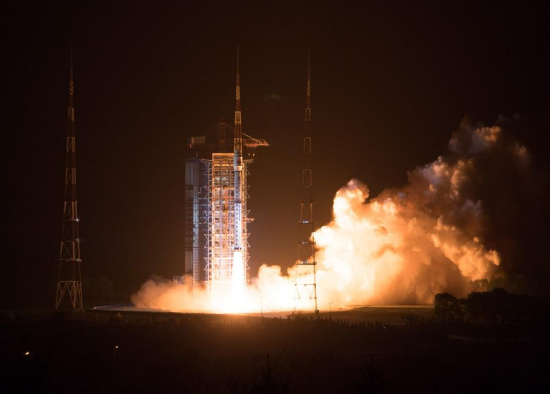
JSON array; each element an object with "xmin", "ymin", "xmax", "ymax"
[
  {"xmin": 294, "ymin": 48, "xmax": 319, "ymax": 315},
  {"xmin": 55, "ymin": 45, "xmax": 84, "ymax": 312}
]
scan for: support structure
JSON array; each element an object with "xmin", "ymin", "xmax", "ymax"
[
  {"xmin": 230, "ymin": 45, "xmax": 246, "ymax": 296},
  {"xmin": 294, "ymin": 49, "xmax": 319, "ymax": 315},
  {"xmin": 184, "ymin": 48, "xmax": 267, "ymax": 294},
  {"xmin": 55, "ymin": 45, "xmax": 84, "ymax": 312}
]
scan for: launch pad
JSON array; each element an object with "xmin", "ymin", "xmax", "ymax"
[
  {"xmin": 89, "ymin": 304, "xmax": 434, "ymax": 324},
  {"xmin": 88, "ymin": 304, "xmax": 295, "ymax": 321}
]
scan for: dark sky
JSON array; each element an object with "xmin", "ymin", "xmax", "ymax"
[{"xmin": 4, "ymin": 1, "xmax": 549, "ymax": 308}]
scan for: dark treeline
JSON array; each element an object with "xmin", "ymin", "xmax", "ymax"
[
  {"xmin": 3, "ymin": 307, "xmax": 550, "ymax": 393},
  {"xmin": 434, "ymin": 288, "xmax": 550, "ymax": 324}
]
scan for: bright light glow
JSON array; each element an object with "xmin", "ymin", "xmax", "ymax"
[
  {"xmin": 132, "ymin": 175, "xmax": 500, "ymax": 313},
  {"xmin": 133, "ymin": 176, "xmax": 500, "ymax": 313},
  {"xmin": 231, "ymin": 251, "xmax": 245, "ymax": 304},
  {"xmin": 133, "ymin": 181, "xmax": 500, "ymax": 313},
  {"xmin": 132, "ymin": 123, "xmax": 523, "ymax": 314}
]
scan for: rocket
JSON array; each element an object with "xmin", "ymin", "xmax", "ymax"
[{"xmin": 232, "ymin": 46, "xmax": 245, "ymax": 291}]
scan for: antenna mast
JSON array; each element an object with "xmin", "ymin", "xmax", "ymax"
[
  {"xmin": 55, "ymin": 44, "xmax": 84, "ymax": 312},
  {"xmin": 294, "ymin": 48, "xmax": 318, "ymax": 315}
]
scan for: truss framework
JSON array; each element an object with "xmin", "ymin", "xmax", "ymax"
[
  {"xmin": 294, "ymin": 49, "xmax": 318, "ymax": 315},
  {"xmin": 56, "ymin": 46, "xmax": 84, "ymax": 312},
  {"xmin": 204, "ymin": 154, "xmax": 251, "ymax": 293}
]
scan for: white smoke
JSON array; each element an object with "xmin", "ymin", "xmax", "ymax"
[{"xmin": 133, "ymin": 119, "xmax": 535, "ymax": 312}]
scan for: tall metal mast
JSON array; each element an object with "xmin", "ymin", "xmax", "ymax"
[
  {"xmin": 55, "ymin": 44, "xmax": 84, "ymax": 312},
  {"xmin": 295, "ymin": 48, "xmax": 318, "ymax": 315}
]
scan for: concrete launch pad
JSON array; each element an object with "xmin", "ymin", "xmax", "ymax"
[{"xmin": 89, "ymin": 304, "xmax": 434, "ymax": 324}]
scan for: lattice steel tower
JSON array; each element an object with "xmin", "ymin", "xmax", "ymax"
[
  {"xmin": 294, "ymin": 49, "xmax": 318, "ymax": 314},
  {"xmin": 55, "ymin": 46, "xmax": 84, "ymax": 311}
]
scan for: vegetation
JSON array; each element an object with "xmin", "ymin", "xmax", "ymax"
[
  {"xmin": 434, "ymin": 288, "xmax": 550, "ymax": 323},
  {"xmin": 3, "ymin": 296, "xmax": 550, "ymax": 393}
]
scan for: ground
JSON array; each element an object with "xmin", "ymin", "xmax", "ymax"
[{"xmin": 4, "ymin": 306, "xmax": 549, "ymax": 393}]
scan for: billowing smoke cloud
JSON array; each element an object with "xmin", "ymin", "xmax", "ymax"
[{"xmin": 132, "ymin": 117, "xmax": 546, "ymax": 312}]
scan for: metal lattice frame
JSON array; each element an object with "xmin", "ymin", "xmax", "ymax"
[
  {"xmin": 56, "ymin": 45, "xmax": 84, "ymax": 312},
  {"xmin": 186, "ymin": 49, "xmax": 266, "ymax": 292},
  {"xmin": 185, "ymin": 158, "xmax": 211, "ymax": 287},
  {"xmin": 243, "ymin": 161, "xmax": 251, "ymax": 285},
  {"xmin": 206, "ymin": 153, "xmax": 235, "ymax": 292},
  {"xmin": 294, "ymin": 49, "xmax": 318, "ymax": 315}
]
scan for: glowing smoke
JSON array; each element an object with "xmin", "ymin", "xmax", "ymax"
[{"xmin": 132, "ymin": 118, "xmax": 538, "ymax": 312}]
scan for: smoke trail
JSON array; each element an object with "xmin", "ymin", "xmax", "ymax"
[{"xmin": 132, "ymin": 118, "xmax": 541, "ymax": 311}]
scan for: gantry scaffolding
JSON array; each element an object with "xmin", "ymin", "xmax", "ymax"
[
  {"xmin": 185, "ymin": 120, "xmax": 263, "ymax": 292},
  {"xmin": 204, "ymin": 153, "xmax": 252, "ymax": 292},
  {"xmin": 185, "ymin": 49, "xmax": 268, "ymax": 294},
  {"xmin": 185, "ymin": 157, "xmax": 211, "ymax": 285}
]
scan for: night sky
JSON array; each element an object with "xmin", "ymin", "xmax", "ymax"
[{"xmin": 4, "ymin": 1, "xmax": 549, "ymax": 309}]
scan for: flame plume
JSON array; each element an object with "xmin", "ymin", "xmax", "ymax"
[{"xmin": 133, "ymin": 118, "xmax": 543, "ymax": 312}]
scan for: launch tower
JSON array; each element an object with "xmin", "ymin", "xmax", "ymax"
[{"xmin": 185, "ymin": 49, "xmax": 268, "ymax": 294}]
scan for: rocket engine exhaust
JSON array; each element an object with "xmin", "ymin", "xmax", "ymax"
[{"xmin": 132, "ymin": 117, "xmax": 541, "ymax": 314}]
